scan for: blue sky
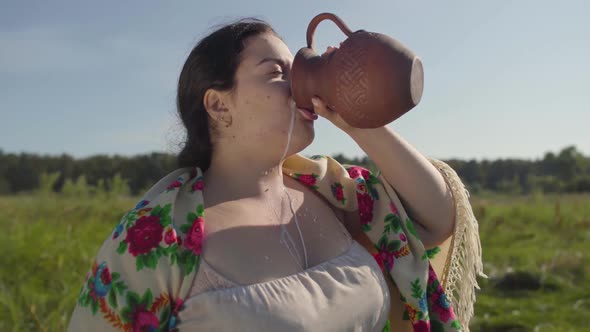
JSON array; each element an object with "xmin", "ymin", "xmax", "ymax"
[{"xmin": 1, "ymin": 0, "xmax": 588, "ymax": 161}]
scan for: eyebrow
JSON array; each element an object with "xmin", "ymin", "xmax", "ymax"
[{"xmin": 256, "ymin": 57, "xmax": 289, "ymax": 67}]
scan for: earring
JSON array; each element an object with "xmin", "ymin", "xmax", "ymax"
[
  {"xmin": 224, "ymin": 114, "xmax": 233, "ymax": 128},
  {"xmin": 217, "ymin": 114, "xmax": 232, "ymax": 128}
]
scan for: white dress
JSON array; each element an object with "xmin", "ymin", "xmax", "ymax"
[{"xmin": 178, "ymin": 238, "xmax": 391, "ymax": 332}]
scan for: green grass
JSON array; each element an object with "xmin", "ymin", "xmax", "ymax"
[
  {"xmin": 0, "ymin": 192, "xmax": 589, "ymax": 331},
  {"xmin": 0, "ymin": 193, "xmax": 136, "ymax": 332},
  {"xmin": 470, "ymin": 193, "xmax": 590, "ymax": 331}
]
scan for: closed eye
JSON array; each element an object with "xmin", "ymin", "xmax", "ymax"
[{"xmin": 270, "ymin": 69, "xmax": 288, "ymax": 79}]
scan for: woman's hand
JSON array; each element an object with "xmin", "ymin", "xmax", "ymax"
[{"xmin": 310, "ymin": 95, "xmax": 358, "ymax": 134}]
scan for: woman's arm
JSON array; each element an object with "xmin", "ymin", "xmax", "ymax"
[
  {"xmin": 346, "ymin": 126, "xmax": 455, "ymax": 248},
  {"xmin": 311, "ymin": 98, "xmax": 455, "ymax": 248}
]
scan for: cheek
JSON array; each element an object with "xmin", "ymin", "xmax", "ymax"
[
  {"xmin": 236, "ymin": 83, "xmax": 294, "ymax": 136},
  {"xmin": 239, "ymin": 109, "xmax": 286, "ymax": 137},
  {"xmin": 254, "ymin": 95, "xmax": 293, "ymax": 124},
  {"xmin": 262, "ymin": 81, "xmax": 291, "ymax": 104}
]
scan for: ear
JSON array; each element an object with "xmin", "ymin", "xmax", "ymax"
[{"xmin": 203, "ymin": 88, "xmax": 229, "ymax": 117}]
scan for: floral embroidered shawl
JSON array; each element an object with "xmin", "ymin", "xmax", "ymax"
[{"xmin": 68, "ymin": 153, "xmax": 484, "ymax": 332}]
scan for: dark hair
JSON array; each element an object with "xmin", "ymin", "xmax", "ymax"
[{"xmin": 176, "ymin": 18, "xmax": 278, "ymax": 172}]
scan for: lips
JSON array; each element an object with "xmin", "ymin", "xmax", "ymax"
[
  {"xmin": 288, "ymin": 98, "xmax": 317, "ymax": 121},
  {"xmin": 297, "ymin": 108, "xmax": 318, "ymax": 121}
]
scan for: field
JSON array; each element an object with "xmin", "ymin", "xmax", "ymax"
[{"xmin": 0, "ymin": 191, "xmax": 589, "ymax": 331}]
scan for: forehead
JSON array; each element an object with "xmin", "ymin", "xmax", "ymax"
[{"xmin": 240, "ymin": 33, "xmax": 293, "ymax": 66}]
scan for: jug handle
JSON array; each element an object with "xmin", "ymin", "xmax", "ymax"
[{"xmin": 306, "ymin": 13, "xmax": 353, "ymax": 51}]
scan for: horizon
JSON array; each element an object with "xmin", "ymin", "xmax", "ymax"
[
  {"xmin": 0, "ymin": 143, "xmax": 582, "ymax": 163},
  {"xmin": 1, "ymin": 1, "xmax": 588, "ymax": 161}
]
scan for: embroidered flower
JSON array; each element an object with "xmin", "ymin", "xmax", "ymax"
[
  {"xmin": 184, "ymin": 217, "xmax": 204, "ymax": 255},
  {"xmin": 399, "ymin": 233, "xmax": 407, "ymax": 242},
  {"xmin": 412, "ymin": 320, "xmax": 430, "ymax": 332},
  {"xmin": 166, "ymin": 180, "xmax": 182, "ymax": 191},
  {"xmin": 378, "ymin": 248, "xmax": 395, "ymax": 272},
  {"xmin": 135, "ymin": 199, "xmax": 150, "ymax": 209},
  {"xmin": 346, "ymin": 167, "xmax": 376, "ymax": 226},
  {"xmin": 431, "ymin": 291, "xmax": 454, "ymax": 323},
  {"xmin": 164, "ymin": 226, "xmax": 177, "ymax": 245},
  {"xmin": 295, "ymin": 173, "xmax": 318, "ymax": 188},
  {"xmin": 418, "ymin": 295, "xmax": 428, "ymax": 313},
  {"xmin": 92, "ymin": 262, "xmax": 112, "ymax": 298},
  {"xmin": 374, "ymin": 248, "xmax": 396, "ymax": 272},
  {"xmin": 428, "ymin": 265, "xmax": 456, "ymax": 323},
  {"xmin": 330, "ymin": 182, "xmax": 346, "ymax": 204},
  {"xmin": 133, "ymin": 310, "xmax": 159, "ymax": 332},
  {"xmin": 356, "ymin": 181, "xmax": 368, "ymax": 194},
  {"xmin": 357, "ymin": 192, "xmax": 374, "ymax": 226},
  {"xmin": 393, "ymin": 244, "xmax": 410, "ymax": 258},
  {"xmin": 137, "ymin": 207, "xmax": 152, "ymax": 217},
  {"xmin": 117, "ymin": 289, "xmax": 164, "ymax": 331},
  {"xmin": 191, "ymin": 178, "xmax": 204, "ymax": 192},
  {"xmin": 372, "ymin": 252, "xmax": 385, "ymax": 272},
  {"xmin": 112, "ymin": 223, "xmax": 124, "ymax": 239},
  {"xmin": 347, "ymin": 166, "xmax": 371, "ymax": 180},
  {"xmin": 375, "ymin": 236, "xmax": 398, "ymax": 272},
  {"xmin": 169, "ymin": 298, "xmax": 184, "ymax": 330},
  {"xmin": 389, "ymin": 202, "xmax": 399, "ymax": 216},
  {"xmin": 404, "ymin": 304, "xmax": 419, "ymax": 323},
  {"xmin": 125, "ymin": 215, "xmax": 164, "ymax": 256}
]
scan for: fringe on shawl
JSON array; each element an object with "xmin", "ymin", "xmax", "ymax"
[{"xmin": 428, "ymin": 158, "xmax": 487, "ymax": 331}]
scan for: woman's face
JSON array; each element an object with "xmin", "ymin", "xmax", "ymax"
[{"xmin": 218, "ymin": 32, "xmax": 315, "ymax": 160}]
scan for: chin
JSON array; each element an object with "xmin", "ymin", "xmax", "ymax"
[{"xmin": 292, "ymin": 128, "xmax": 315, "ymax": 153}]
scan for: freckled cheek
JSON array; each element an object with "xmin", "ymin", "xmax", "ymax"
[
  {"xmin": 251, "ymin": 117, "xmax": 290, "ymax": 139},
  {"xmin": 246, "ymin": 93, "xmax": 267, "ymax": 109},
  {"xmin": 264, "ymin": 83, "xmax": 291, "ymax": 103}
]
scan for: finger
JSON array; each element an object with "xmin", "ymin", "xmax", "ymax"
[
  {"xmin": 311, "ymin": 96, "xmax": 352, "ymax": 131},
  {"xmin": 311, "ymin": 96, "xmax": 332, "ymax": 118}
]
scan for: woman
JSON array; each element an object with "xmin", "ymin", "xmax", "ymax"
[{"xmin": 68, "ymin": 18, "xmax": 483, "ymax": 332}]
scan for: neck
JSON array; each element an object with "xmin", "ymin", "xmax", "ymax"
[{"xmin": 202, "ymin": 145, "xmax": 292, "ymax": 205}]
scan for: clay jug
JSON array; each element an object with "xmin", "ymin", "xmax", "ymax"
[{"xmin": 290, "ymin": 13, "xmax": 424, "ymax": 128}]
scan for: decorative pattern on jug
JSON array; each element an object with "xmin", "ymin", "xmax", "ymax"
[{"xmin": 334, "ymin": 42, "xmax": 369, "ymax": 122}]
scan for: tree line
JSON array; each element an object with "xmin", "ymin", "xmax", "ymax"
[{"xmin": 0, "ymin": 145, "xmax": 588, "ymax": 196}]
